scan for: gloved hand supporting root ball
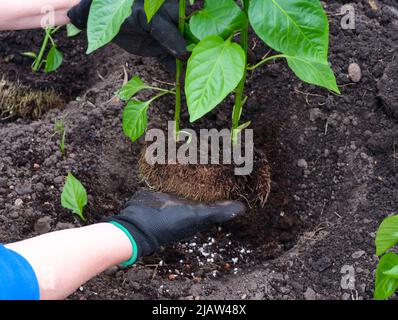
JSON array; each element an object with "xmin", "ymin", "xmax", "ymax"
[{"xmin": 106, "ymin": 190, "xmax": 246, "ymax": 266}]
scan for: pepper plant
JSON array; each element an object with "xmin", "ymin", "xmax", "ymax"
[
  {"xmin": 24, "ymin": 24, "xmax": 81, "ymax": 73},
  {"xmin": 84, "ymin": 0, "xmax": 339, "ymax": 143}
]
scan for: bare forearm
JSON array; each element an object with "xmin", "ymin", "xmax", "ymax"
[
  {"xmin": 6, "ymin": 223, "xmax": 132, "ymax": 300},
  {"xmin": 0, "ymin": 0, "xmax": 80, "ymax": 30}
]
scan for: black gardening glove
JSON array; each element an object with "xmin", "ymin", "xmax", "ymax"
[
  {"xmin": 106, "ymin": 190, "xmax": 245, "ymax": 265},
  {"xmin": 67, "ymin": 0, "xmax": 188, "ymax": 62}
]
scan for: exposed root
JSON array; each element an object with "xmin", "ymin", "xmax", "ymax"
[
  {"xmin": 138, "ymin": 146, "xmax": 271, "ymax": 206},
  {"xmin": 0, "ymin": 78, "xmax": 64, "ymax": 120}
]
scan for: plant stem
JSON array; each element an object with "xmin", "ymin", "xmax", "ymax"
[
  {"xmin": 175, "ymin": 0, "xmax": 186, "ymax": 140},
  {"xmin": 247, "ymin": 54, "xmax": 286, "ymax": 71},
  {"xmin": 148, "ymin": 87, "xmax": 176, "ymax": 95},
  {"xmin": 232, "ymin": 0, "xmax": 250, "ymax": 136},
  {"xmin": 149, "ymin": 91, "xmax": 173, "ymax": 104},
  {"xmin": 33, "ymin": 28, "xmax": 52, "ymax": 72}
]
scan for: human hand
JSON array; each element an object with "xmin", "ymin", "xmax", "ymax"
[
  {"xmin": 106, "ymin": 190, "xmax": 246, "ymax": 265},
  {"xmin": 67, "ymin": 0, "xmax": 188, "ymax": 61}
]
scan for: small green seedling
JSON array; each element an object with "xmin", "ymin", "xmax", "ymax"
[
  {"xmin": 374, "ymin": 215, "xmax": 398, "ymax": 300},
  {"xmin": 61, "ymin": 172, "xmax": 88, "ymax": 222},
  {"xmin": 24, "ymin": 26, "xmax": 63, "ymax": 73},
  {"xmin": 25, "ymin": 24, "xmax": 80, "ymax": 73},
  {"xmin": 53, "ymin": 118, "xmax": 67, "ymax": 156}
]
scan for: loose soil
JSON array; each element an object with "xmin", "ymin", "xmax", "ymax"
[{"xmin": 0, "ymin": 0, "xmax": 397, "ymax": 300}]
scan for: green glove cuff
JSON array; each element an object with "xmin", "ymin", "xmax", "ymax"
[{"xmin": 108, "ymin": 221, "xmax": 139, "ymax": 267}]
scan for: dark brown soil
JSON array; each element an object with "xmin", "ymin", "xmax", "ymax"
[{"xmin": 0, "ymin": 0, "xmax": 397, "ymax": 300}]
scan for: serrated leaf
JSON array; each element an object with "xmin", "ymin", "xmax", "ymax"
[
  {"xmin": 375, "ymin": 253, "xmax": 398, "ymax": 300},
  {"xmin": 376, "ymin": 215, "xmax": 398, "ymax": 256},
  {"xmin": 61, "ymin": 173, "xmax": 88, "ymax": 222},
  {"xmin": 249, "ymin": 0, "xmax": 329, "ymax": 62},
  {"xmin": 144, "ymin": 0, "xmax": 165, "ymax": 22},
  {"xmin": 190, "ymin": 0, "xmax": 246, "ymax": 40},
  {"xmin": 117, "ymin": 76, "xmax": 151, "ymax": 101},
  {"xmin": 122, "ymin": 100, "xmax": 150, "ymax": 142},
  {"xmin": 286, "ymin": 55, "xmax": 340, "ymax": 93},
  {"xmin": 45, "ymin": 46, "xmax": 63, "ymax": 73},
  {"xmin": 185, "ymin": 36, "xmax": 245, "ymax": 122},
  {"xmin": 87, "ymin": 0, "xmax": 134, "ymax": 54}
]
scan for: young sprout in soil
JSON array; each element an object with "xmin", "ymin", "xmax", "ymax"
[
  {"xmin": 61, "ymin": 172, "xmax": 88, "ymax": 222},
  {"xmin": 24, "ymin": 26, "xmax": 64, "ymax": 73},
  {"xmin": 53, "ymin": 118, "xmax": 67, "ymax": 156},
  {"xmin": 25, "ymin": 23, "xmax": 81, "ymax": 73}
]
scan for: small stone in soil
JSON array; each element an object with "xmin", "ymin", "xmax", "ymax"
[
  {"xmin": 55, "ymin": 222, "xmax": 76, "ymax": 230},
  {"xmin": 14, "ymin": 199, "xmax": 23, "ymax": 207},
  {"xmin": 35, "ymin": 183, "xmax": 45, "ymax": 192},
  {"xmin": 304, "ymin": 287, "xmax": 317, "ymax": 300},
  {"xmin": 348, "ymin": 63, "xmax": 362, "ymax": 83},
  {"xmin": 352, "ymin": 250, "xmax": 366, "ymax": 259},
  {"xmin": 0, "ymin": 178, "xmax": 7, "ymax": 188},
  {"xmin": 297, "ymin": 159, "xmax": 308, "ymax": 169},
  {"xmin": 311, "ymin": 257, "xmax": 332, "ymax": 272},
  {"xmin": 15, "ymin": 184, "xmax": 32, "ymax": 196},
  {"xmin": 54, "ymin": 176, "xmax": 64, "ymax": 185},
  {"xmin": 9, "ymin": 211, "xmax": 19, "ymax": 219},
  {"xmin": 34, "ymin": 216, "xmax": 52, "ymax": 234}
]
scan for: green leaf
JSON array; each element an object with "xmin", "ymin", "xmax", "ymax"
[
  {"xmin": 383, "ymin": 264, "xmax": 398, "ymax": 278},
  {"xmin": 144, "ymin": 0, "xmax": 165, "ymax": 22},
  {"xmin": 67, "ymin": 23, "xmax": 82, "ymax": 37},
  {"xmin": 22, "ymin": 51, "xmax": 38, "ymax": 59},
  {"xmin": 249, "ymin": 0, "xmax": 329, "ymax": 62},
  {"xmin": 186, "ymin": 43, "xmax": 196, "ymax": 52},
  {"xmin": 45, "ymin": 46, "xmax": 63, "ymax": 73},
  {"xmin": 117, "ymin": 76, "xmax": 151, "ymax": 101},
  {"xmin": 286, "ymin": 55, "xmax": 340, "ymax": 93},
  {"xmin": 248, "ymin": 0, "xmax": 339, "ymax": 93},
  {"xmin": 122, "ymin": 100, "xmax": 150, "ymax": 142},
  {"xmin": 185, "ymin": 36, "xmax": 245, "ymax": 122},
  {"xmin": 190, "ymin": 0, "xmax": 246, "ymax": 40},
  {"xmin": 61, "ymin": 173, "xmax": 88, "ymax": 222},
  {"xmin": 376, "ymin": 215, "xmax": 398, "ymax": 256},
  {"xmin": 375, "ymin": 253, "xmax": 398, "ymax": 300},
  {"xmin": 184, "ymin": 22, "xmax": 200, "ymax": 45},
  {"xmin": 87, "ymin": 0, "xmax": 134, "ymax": 54}
]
